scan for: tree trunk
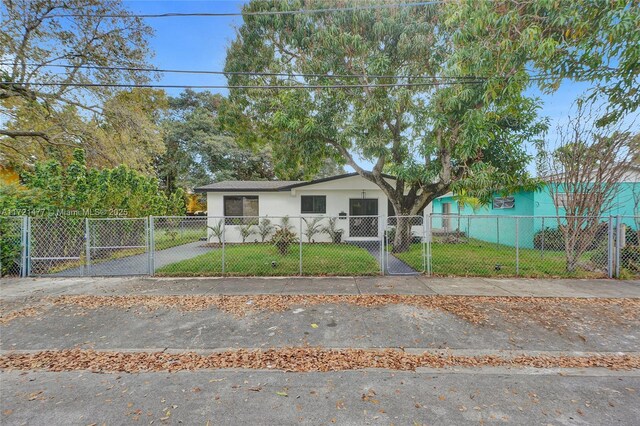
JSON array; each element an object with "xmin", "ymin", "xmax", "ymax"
[
  {"xmin": 392, "ymin": 216, "xmax": 413, "ymax": 253},
  {"xmin": 566, "ymin": 252, "xmax": 578, "ymax": 273}
]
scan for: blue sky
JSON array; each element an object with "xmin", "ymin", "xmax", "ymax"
[{"xmin": 124, "ymin": 0, "xmax": 612, "ymax": 174}]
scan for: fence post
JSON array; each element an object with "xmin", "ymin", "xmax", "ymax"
[
  {"xmin": 515, "ymin": 217, "xmax": 519, "ymax": 276},
  {"xmin": 421, "ymin": 216, "xmax": 426, "ymax": 274},
  {"xmin": 540, "ymin": 217, "xmax": 545, "ymax": 259},
  {"xmin": 615, "ymin": 215, "xmax": 622, "ymax": 278},
  {"xmin": 299, "ymin": 217, "xmax": 303, "ymax": 276},
  {"xmin": 148, "ymin": 216, "xmax": 154, "ymax": 276},
  {"xmin": 84, "ymin": 217, "xmax": 91, "ymax": 276},
  {"xmin": 427, "ymin": 215, "xmax": 433, "ymax": 276},
  {"xmin": 380, "ymin": 215, "xmax": 385, "ymax": 275},
  {"xmin": 608, "ymin": 216, "xmax": 614, "ymax": 278},
  {"xmin": 496, "ymin": 216, "xmax": 500, "ymax": 249},
  {"xmin": 26, "ymin": 216, "xmax": 32, "ymax": 277},
  {"xmin": 20, "ymin": 216, "xmax": 28, "ymax": 278},
  {"xmin": 221, "ymin": 218, "xmax": 226, "ymax": 275}
]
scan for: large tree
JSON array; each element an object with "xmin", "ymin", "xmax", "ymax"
[
  {"xmin": 225, "ymin": 0, "xmax": 545, "ymax": 251},
  {"xmin": 225, "ymin": 0, "xmax": 638, "ymax": 252},
  {"xmin": 0, "ymin": 0, "xmax": 158, "ymax": 168}
]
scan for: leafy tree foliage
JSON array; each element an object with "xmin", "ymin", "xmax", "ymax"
[
  {"xmin": 224, "ymin": 0, "xmax": 545, "ymax": 250},
  {"xmin": 158, "ymin": 90, "xmax": 343, "ymax": 193},
  {"xmin": 0, "ymin": 149, "xmax": 185, "ymax": 217},
  {"xmin": 0, "ymin": 0, "xmax": 161, "ymax": 169},
  {"xmin": 447, "ymin": 0, "xmax": 640, "ymax": 126}
]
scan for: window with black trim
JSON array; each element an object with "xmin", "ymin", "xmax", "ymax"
[
  {"xmin": 492, "ymin": 196, "xmax": 515, "ymax": 209},
  {"xmin": 224, "ymin": 196, "xmax": 259, "ymax": 224},
  {"xmin": 301, "ymin": 195, "xmax": 326, "ymax": 214}
]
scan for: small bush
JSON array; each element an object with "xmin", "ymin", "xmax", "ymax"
[
  {"xmin": 207, "ymin": 220, "xmax": 224, "ymax": 244},
  {"xmin": 257, "ymin": 218, "xmax": 275, "ymax": 242},
  {"xmin": 533, "ymin": 227, "xmax": 564, "ymax": 251},
  {"xmin": 533, "ymin": 223, "xmax": 608, "ymax": 251},
  {"xmin": 322, "ymin": 217, "xmax": 343, "ymax": 243},
  {"xmin": 270, "ymin": 228, "xmax": 298, "ymax": 255}
]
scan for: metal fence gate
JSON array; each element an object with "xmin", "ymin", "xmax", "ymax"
[
  {"xmin": 0, "ymin": 216, "xmax": 27, "ymax": 277},
  {"xmin": 87, "ymin": 218, "xmax": 150, "ymax": 276},
  {"xmin": 28, "ymin": 217, "xmax": 85, "ymax": 276},
  {"xmin": 384, "ymin": 215, "xmax": 426, "ymax": 275}
]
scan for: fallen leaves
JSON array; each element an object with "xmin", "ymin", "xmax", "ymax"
[
  {"xmin": 2, "ymin": 295, "xmax": 638, "ymax": 332},
  {"xmin": 0, "ymin": 306, "xmax": 45, "ymax": 325},
  {"xmin": 1, "ymin": 348, "xmax": 638, "ymax": 373}
]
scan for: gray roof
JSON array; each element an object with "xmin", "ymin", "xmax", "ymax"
[
  {"xmin": 194, "ymin": 180, "xmax": 304, "ymax": 192},
  {"xmin": 194, "ymin": 172, "xmax": 398, "ymax": 193}
]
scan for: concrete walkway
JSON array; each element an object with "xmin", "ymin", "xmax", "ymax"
[
  {"xmin": 1, "ymin": 276, "xmax": 639, "ymax": 298},
  {"xmin": 348, "ymin": 240, "xmax": 418, "ymax": 274}
]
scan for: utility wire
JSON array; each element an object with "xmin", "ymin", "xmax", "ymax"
[
  {"xmin": 0, "ymin": 62, "xmax": 486, "ymax": 81},
  {"xmin": 2, "ymin": 80, "xmax": 488, "ymax": 89},
  {"xmin": 43, "ymin": 1, "xmax": 446, "ymax": 19}
]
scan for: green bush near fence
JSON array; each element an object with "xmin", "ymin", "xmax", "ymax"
[
  {"xmin": 156, "ymin": 243, "xmax": 380, "ymax": 276},
  {"xmin": 395, "ymin": 239, "xmax": 606, "ymax": 278}
]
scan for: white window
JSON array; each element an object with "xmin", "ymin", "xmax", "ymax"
[
  {"xmin": 492, "ymin": 196, "xmax": 515, "ymax": 209},
  {"xmin": 554, "ymin": 193, "xmax": 586, "ymax": 207}
]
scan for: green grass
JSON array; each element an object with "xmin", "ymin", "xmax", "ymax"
[
  {"xmin": 394, "ymin": 239, "xmax": 607, "ymax": 278},
  {"xmin": 156, "ymin": 243, "xmax": 380, "ymax": 276}
]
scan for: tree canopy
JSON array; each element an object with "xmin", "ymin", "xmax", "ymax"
[
  {"xmin": 225, "ymin": 0, "xmax": 544, "ymax": 216},
  {"xmin": 0, "ymin": 0, "xmax": 160, "ymax": 170}
]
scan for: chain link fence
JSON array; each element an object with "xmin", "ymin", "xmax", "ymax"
[
  {"xmin": 428, "ymin": 214, "xmax": 617, "ymax": 278},
  {"xmin": 153, "ymin": 215, "xmax": 384, "ymax": 276},
  {"xmin": 616, "ymin": 216, "xmax": 640, "ymax": 278},
  {"xmin": 1, "ymin": 214, "xmax": 638, "ymax": 278},
  {"xmin": 29, "ymin": 217, "xmax": 85, "ymax": 276}
]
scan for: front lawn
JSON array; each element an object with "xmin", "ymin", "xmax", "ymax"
[
  {"xmin": 156, "ymin": 243, "xmax": 380, "ymax": 276},
  {"xmin": 394, "ymin": 239, "xmax": 607, "ymax": 278}
]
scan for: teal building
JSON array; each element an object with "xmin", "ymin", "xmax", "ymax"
[{"xmin": 430, "ymin": 183, "xmax": 639, "ymax": 248}]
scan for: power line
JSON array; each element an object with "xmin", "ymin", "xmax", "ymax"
[
  {"xmin": 43, "ymin": 1, "xmax": 445, "ymax": 19},
  {"xmin": 0, "ymin": 62, "xmax": 486, "ymax": 81},
  {"xmin": 3, "ymin": 80, "xmax": 488, "ymax": 90}
]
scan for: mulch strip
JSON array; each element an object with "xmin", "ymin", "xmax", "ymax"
[
  {"xmin": 1, "ymin": 348, "xmax": 638, "ymax": 372},
  {"xmin": 1, "ymin": 295, "xmax": 638, "ymax": 326}
]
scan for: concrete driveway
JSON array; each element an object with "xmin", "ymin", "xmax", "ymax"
[{"xmin": 51, "ymin": 241, "xmax": 214, "ymax": 276}]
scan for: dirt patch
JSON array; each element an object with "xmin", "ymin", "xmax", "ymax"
[{"xmin": 1, "ymin": 348, "xmax": 638, "ymax": 373}]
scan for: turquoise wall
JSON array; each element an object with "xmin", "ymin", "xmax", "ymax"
[
  {"xmin": 430, "ymin": 183, "xmax": 639, "ymax": 248},
  {"xmin": 431, "ymin": 191, "xmax": 535, "ymax": 248}
]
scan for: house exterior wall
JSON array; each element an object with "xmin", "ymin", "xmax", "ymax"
[
  {"xmin": 431, "ymin": 182, "xmax": 640, "ymax": 248},
  {"xmin": 431, "ymin": 191, "xmax": 535, "ymax": 248},
  {"xmin": 203, "ymin": 175, "xmax": 432, "ymax": 243}
]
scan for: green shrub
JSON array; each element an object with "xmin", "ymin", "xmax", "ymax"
[
  {"xmin": 321, "ymin": 217, "xmax": 343, "ymax": 243},
  {"xmin": 257, "ymin": 218, "xmax": 275, "ymax": 242},
  {"xmin": 270, "ymin": 227, "xmax": 298, "ymax": 255},
  {"xmin": 533, "ymin": 223, "xmax": 608, "ymax": 251}
]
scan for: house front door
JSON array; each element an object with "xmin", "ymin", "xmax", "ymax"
[{"xmin": 349, "ymin": 199, "xmax": 378, "ymax": 237}]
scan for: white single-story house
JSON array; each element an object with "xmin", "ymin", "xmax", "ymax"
[{"xmin": 194, "ymin": 173, "xmax": 431, "ymax": 243}]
